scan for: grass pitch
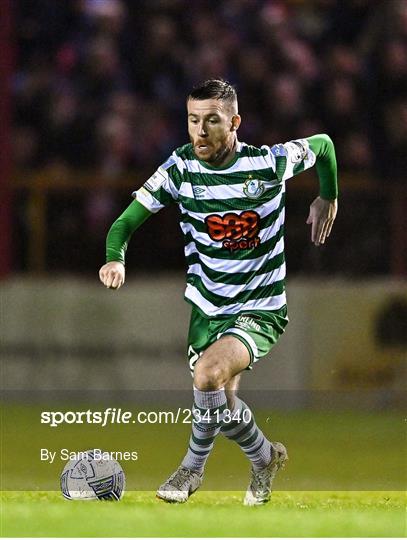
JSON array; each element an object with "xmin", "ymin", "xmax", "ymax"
[{"xmin": 1, "ymin": 490, "xmax": 405, "ymax": 537}]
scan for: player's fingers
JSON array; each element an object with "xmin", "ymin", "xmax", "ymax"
[
  {"xmin": 99, "ymin": 270, "xmax": 108, "ymax": 286},
  {"xmin": 105, "ymin": 271, "xmax": 116, "ymax": 288},
  {"xmin": 111, "ymin": 273, "xmax": 122, "ymax": 290},
  {"xmin": 314, "ymin": 218, "xmax": 327, "ymax": 245},
  {"xmin": 318, "ymin": 221, "xmax": 330, "ymax": 245},
  {"xmin": 326, "ymin": 219, "xmax": 334, "ymax": 238},
  {"xmin": 311, "ymin": 217, "xmax": 319, "ymax": 244}
]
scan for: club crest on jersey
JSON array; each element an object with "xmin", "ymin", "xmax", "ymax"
[{"xmin": 243, "ymin": 177, "xmax": 265, "ymax": 199}]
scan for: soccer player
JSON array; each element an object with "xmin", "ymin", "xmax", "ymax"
[{"xmin": 99, "ymin": 79, "xmax": 338, "ymax": 505}]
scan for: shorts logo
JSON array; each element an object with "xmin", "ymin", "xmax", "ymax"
[
  {"xmin": 205, "ymin": 211, "xmax": 260, "ymax": 252},
  {"xmin": 235, "ymin": 315, "xmax": 261, "ymax": 332},
  {"xmin": 243, "ymin": 177, "xmax": 265, "ymax": 199}
]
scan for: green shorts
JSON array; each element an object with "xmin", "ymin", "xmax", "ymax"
[{"xmin": 187, "ymin": 305, "xmax": 289, "ymax": 373}]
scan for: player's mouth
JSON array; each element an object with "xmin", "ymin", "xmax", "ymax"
[{"xmin": 194, "ymin": 143, "xmax": 214, "ymax": 157}]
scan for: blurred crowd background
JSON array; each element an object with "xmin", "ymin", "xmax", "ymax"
[
  {"xmin": 2, "ymin": 1, "xmax": 406, "ymax": 412},
  {"xmin": 8, "ymin": 0, "xmax": 407, "ymax": 275}
]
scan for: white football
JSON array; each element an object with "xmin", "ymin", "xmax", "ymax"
[{"xmin": 60, "ymin": 449, "xmax": 125, "ymax": 501}]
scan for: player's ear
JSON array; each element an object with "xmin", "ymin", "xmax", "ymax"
[{"xmin": 231, "ymin": 114, "xmax": 241, "ymax": 131}]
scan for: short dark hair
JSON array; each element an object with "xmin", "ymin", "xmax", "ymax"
[{"xmin": 188, "ymin": 79, "xmax": 237, "ymax": 105}]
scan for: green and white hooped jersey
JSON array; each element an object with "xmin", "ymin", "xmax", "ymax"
[{"xmin": 133, "ymin": 140, "xmax": 316, "ymax": 317}]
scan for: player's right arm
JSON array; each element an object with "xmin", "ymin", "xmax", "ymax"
[
  {"xmin": 99, "ymin": 153, "xmax": 179, "ymax": 288},
  {"xmin": 99, "ymin": 200, "xmax": 152, "ymax": 289}
]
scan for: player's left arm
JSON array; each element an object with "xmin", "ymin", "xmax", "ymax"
[
  {"xmin": 306, "ymin": 134, "xmax": 338, "ymax": 246},
  {"xmin": 305, "ymin": 134, "xmax": 338, "ymax": 246},
  {"xmin": 271, "ymin": 133, "xmax": 338, "ymax": 245}
]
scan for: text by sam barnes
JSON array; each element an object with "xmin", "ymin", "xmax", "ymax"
[{"xmin": 40, "ymin": 448, "xmax": 138, "ymax": 464}]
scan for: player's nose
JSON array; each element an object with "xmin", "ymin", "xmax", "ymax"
[{"xmin": 197, "ymin": 123, "xmax": 208, "ymax": 137}]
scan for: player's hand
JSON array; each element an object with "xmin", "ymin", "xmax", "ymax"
[
  {"xmin": 99, "ymin": 261, "xmax": 125, "ymax": 289},
  {"xmin": 306, "ymin": 196, "xmax": 337, "ymax": 246}
]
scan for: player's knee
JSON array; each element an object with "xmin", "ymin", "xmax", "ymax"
[{"xmin": 194, "ymin": 362, "xmax": 226, "ymax": 391}]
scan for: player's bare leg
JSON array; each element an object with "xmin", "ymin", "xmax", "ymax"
[{"xmin": 193, "ymin": 335, "xmax": 250, "ymax": 390}]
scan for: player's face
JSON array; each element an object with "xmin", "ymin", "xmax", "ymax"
[{"xmin": 187, "ymin": 98, "xmax": 241, "ymax": 167}]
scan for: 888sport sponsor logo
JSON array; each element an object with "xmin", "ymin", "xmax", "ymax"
[{"xmin": 205, "ymin": 211, "xmax": 260, "ymax": 252}]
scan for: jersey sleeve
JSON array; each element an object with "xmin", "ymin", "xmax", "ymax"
[
  {"xmin": 269, "ymin": 138, "xmax": 316, "ymax": 182},
  {"xmin": 269, "ymin": 134, "xmax": 338, "ymax": 199},
  {"xmin": 132, "ymin": 154, "xmax": 179, "ymax": 213},
  {"xmin": 106, "ymin": 199, "xmax": 152, "ymax": 264}
]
